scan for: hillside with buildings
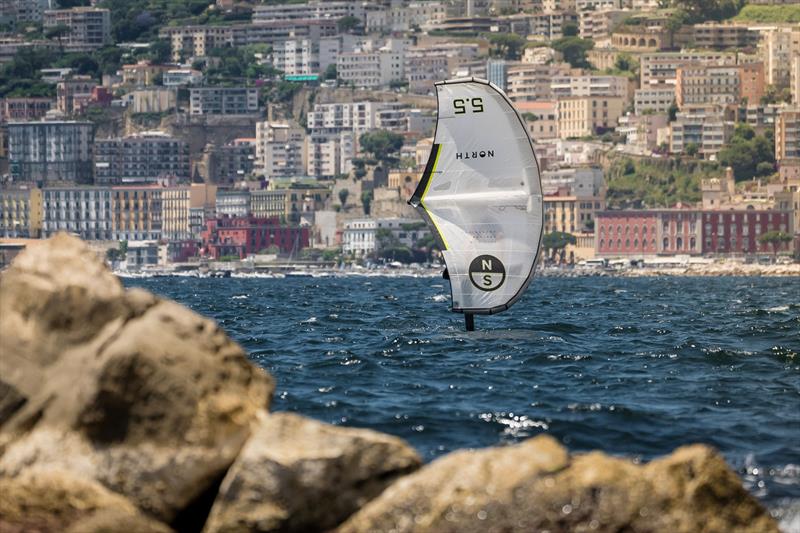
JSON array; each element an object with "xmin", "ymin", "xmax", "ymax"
[{"xmin": 1, "ymin": 0, "xmax": 798, "ymax": 267}]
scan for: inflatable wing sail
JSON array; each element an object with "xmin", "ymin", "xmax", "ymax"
[{"xmin": 410, "ymin": 78, "xmax": 543, "ymax": 318}]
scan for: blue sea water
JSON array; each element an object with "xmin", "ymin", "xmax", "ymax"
[{"xmin": 126, "ymin": 275, "xmax": 800, "ymax": 520}]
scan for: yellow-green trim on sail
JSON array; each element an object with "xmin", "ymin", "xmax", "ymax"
[{"xmin": 418, "ymin": 146, "xmax": 449, "ymax": 250}]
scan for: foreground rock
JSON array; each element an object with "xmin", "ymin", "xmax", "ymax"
[
  {"xmin": 338, "ymin": 435, "xmax": 778, "ymax": 533},
  {"xmin": 0, "ymin": 234, "xmax": 274, "ymax": 525},
  {"xmin": 0, "ymin": 469, "xmax": 173, "ymax": 533},
  {"xmin": 205, "ymin": 412, "xmax": 422, "ymax": 532}
]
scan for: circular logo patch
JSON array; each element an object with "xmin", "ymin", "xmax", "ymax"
[{"xmin": 469, "ymin": 255, "xmax": 506, "ymax": 291}]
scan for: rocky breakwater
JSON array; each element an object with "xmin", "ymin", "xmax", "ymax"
[{"xmin": 0, "ymin": 234, "xmax": 780, "ymax": 533}]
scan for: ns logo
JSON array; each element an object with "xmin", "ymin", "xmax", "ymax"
[{"xmin": 468, "ymin": 255, "xmax": 506, "ymax": 291}]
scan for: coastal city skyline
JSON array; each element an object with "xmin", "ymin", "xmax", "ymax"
[{"xmin": 1, "ymin": 0, "xmax": 799, "ymax": 270}]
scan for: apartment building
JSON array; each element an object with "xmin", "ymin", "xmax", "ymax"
[
  {"xmin": 528, "ymin": 11, "xmax": 578, "ymax": 41},
  {"xmin": 189, "ymin": 87, "xmax": 259, "ymax": 115},
  {"xmin": 306, "ymin": 131, "xmax": 354, "ymax": 179},
  {"xmin": 506, "ymin": 63, "xmax": 573, "ymax": 102},
  {"xmin": 792, "ymin": 55, "xmax": 800, "ymax": 105},
  {"xmin": 251, "ymin": 1, "xmax": 365, "ymax": 23},
  {"xmin": 337, "ymin": 39, "xmax": 407, "ymax": 89},
  {"xmin": 162, "ymin": 68, "xmax": 203, "ymax": 87},
  {"xmin": 56, "ymin": 75, "xmax": 95, "ymax": 115},
  {"xmin": 406, "ymin": 53, "xmax": 451, "ymax": 94},
  {"xmin": 307, "ymin": 102, "xmax": 384, "ymax": 136},
  {"xmin": 111, "ymin": 185, "xmax": 162, "ymax": 241},
  {"xmin": 342, "ymin": 217, "xmax": 430, "ymax": 256},
  {"xmin": 121, "ymin": 60, "xmax": 170, "ymax": 87},
  {"xmin": 634, "ymin": 87, "xmax": 676, "ymax": 115},
  {"xmin": 250, "ymin": 189, "xmax": 288, "ymax": 220},
  {"xmin": 43, "ymin": 7, "xmax": 111, "ymax": 52},
  {"xmin": 758, "ymin": 26, "xmax": 800, "ymax": 89},
  {"xmin": 40, "ymin": 186, "xmax": 112, "ymax": 240},
  {"xmin": 161, "ymin": 183, "xmax": 218, "ymax": 240},
  {"xmin": 616, "ymin": 113, "xmax": 670, "ymax": 152},
  {"xmin": 579, "ymin": 9, "xmax": 629, "ymax": 41},
  {"xmin": 775, "ymin": 108, "xmax": 800, "ymax": 161},
  {"xmin": 517, "ymin": 101, "xmax": 559, "ymax": 140},
  {"xmin": 7, "ymin": 120, "xmax": 94, "ymax": 184},
  {"xmin": 675, "ymin": 62, "xmax": 764, "ymax": 109},
  {"xmin": 0, "ymin": 186, "xmax": 42, "ymax": 238},
  {"xmin": 692, "ymin": 22, "xmax": 759, "ymax": 50},
  {"xmin": 94, "ymin": 132, "xmax": 191, "ymax": 185},
  {"xmin": 1, "ymin": 0, "xmax": 56, "ymax": 25},
  {"xmin": 159, "ymin": 20, "xmax": 337, "ymax": 61},
  {"xmin": 639, "ymin": 52, "xmax": 738, "ymax": 88},
  {"xmin": 551, "ymin": 74, "xmax": 629, "ymax": 99},
  {"xmin": 273, "ymin": 39, "xmax": 324, "ymax": 77},
  {"xmin": 598, "ymin": 208, "xmax": 794, "ymax": 257},
  {"xmin": 557, "ymin": 96, "xmax": 625, "ymax": 139},
  {"xmin": 255, "ymin": 122, "xmax": 306, "ymax": 178},
  {"xmin": 202, "ymin": 216, "xmax": 309, "ymax": 259},
  {"xmin": 669, "ymin": 106, "xmax": 734, "ymax": 158},
  {"xmin": 0, "ymin": 97, "xmax": 52, "ymax": 123},
  {"xmin": 205, "ymin": 139, "xmax": 256, "ymax": 184}
]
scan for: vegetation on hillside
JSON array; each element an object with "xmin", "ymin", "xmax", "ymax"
[
  {"xmin": 605, "ymin": 156, "xmax": 718, "ymax": 209},
  {"xmin": 733, "ymin": 5, "xmax": 800, "ymax": 23},
  {"xmin": 717, "ymin": 123, "xmax": 775, "ymax": 181},
  {"xmin": 552, "ymin": 36, "xmax": 594, "ymax": 69}
]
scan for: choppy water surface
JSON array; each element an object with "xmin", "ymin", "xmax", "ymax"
[{"xmin": 127, "ymin": 275, "xmax": 799, "ymax": 522}]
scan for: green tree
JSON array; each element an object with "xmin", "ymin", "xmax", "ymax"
[
  {"xmin": 758, "ymin": 231, "xmax": 792, "ymax": 258},
  {"xmin": 672, "ymin": 0, "xmax": 746, "ymax": 24},
  {"xmin": 361, "ymin": 190, "xmax": 373, "ymax": 215},
  {"xmin": 542, "ymin": 232, "xmax": 577, "ymax": 264},
  {"xmin": 563, "ymin": 21, "xmax": 579, "ymax": 37},
  {"xmin": 718, "ymin": 123, "xmax": 775, "ymax": 181},
  {"xmin": 685, "ymin": 142, "xmax": 699, "ymax": 157},
  {"xmin": 337, "ymin": 15, "xmax": 361, "ymax": 34},
  {"xmin": 44, "ymin": 24, "xmax": 71, "ymax": 52},
  {"xmin": 486, "ymin": 32, "xmax": 526, "ymax": 60},
  {"xmin": 323, "ymin": 63, "xmax": 337, "ymax": 80},
  {"xmin": 338, "ymin": 188, "xmax": 350, "ymax": 209},
  {"xmin": 551, "ymin": 36, "xmax": 594, "ymax": 69},
  {"xmin": 359, "ymin": 130, "xmax": 404, "ymax": 165}
]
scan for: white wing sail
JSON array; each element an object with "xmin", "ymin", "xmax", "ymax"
[{"xmin": 410, "ymin": 78, "xmax": 543, "ymax": 314}]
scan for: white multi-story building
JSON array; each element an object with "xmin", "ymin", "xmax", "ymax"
[
  {"xmin": 342, "ymin": 217, "xmax": 430, "ymax": 256},
  {"xmin": 639, "ymin": 52, "xmax": 737, "ymax": 88},
  {"xmin": 758, "ymin": 26, "xmax": 800, "ymax": 89},
  {"xmin": 551, "ymin": 74, "xmax": 629, "ymax": 99},
  {"xmin": 670, "ymin": 106, "xmax": 735, "ymax": 158},
  {"xmin": 215, "ymin": 190, "xmax": 250, "ymax": 218},
  {"xmin": 337, "ymin": 39, "xmax": 408, "ymax": 89},
  {"xmin": 43, "ymin": 7, "xmax": 110, "ymax": 52},
  {"xmin": 507, "ymin": 63, "xmax": 573, "ymax": 102},
  {"xmin": 306, "ymin": 131, "xmax": 354, "ymax": 179},
  {"xmin": 251, "ymin": 1, "xmax": 365, "ymax": 23},
  {"xmin": 255, "ymin": 121, "xmax": 307, "ymax": 178},
  {"xmin": 307, "ymin": 102, "xmax": 382, "ymax": 135},
  {"xmin": 162, "ymin": 69, "xmax": 203, "ymax": 87},
  {"xmin": 634, "ymin": 87, "xmax": 676, "ymax": 115},
  {"xmin": 273, "ymin": 39, "xmax": 320, "ymax": 77},
  {"xmin": 41, "ymin": 186, "xmax": 113, "ymax": 240},
  {"xmin": 189, "ymin": 87, "xmax": 259, "ymax": 115}
]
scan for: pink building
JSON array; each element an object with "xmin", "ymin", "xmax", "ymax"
[
  {"xmin": 596, "ymin": 209, "xmax": 792, "ymax": 256},
  {"xmin": 702, "ymin": 210, "xmax": 792, "ymax": 255},
  {"xmin": 1, "ymin": 98, "xmax": 53, "ymax": 123}
]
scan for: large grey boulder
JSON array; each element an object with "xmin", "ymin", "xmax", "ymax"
[
  {"xmin": 204, "ymin": 412, "xmax": 422, "ymax": 533},
  {"xmin": 0, "ymin": 234, "xmax": 274, "ymax": 524},
  {"xmin": 338, "ymin": 435, "xmax": 778, "ymax": 533}
]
